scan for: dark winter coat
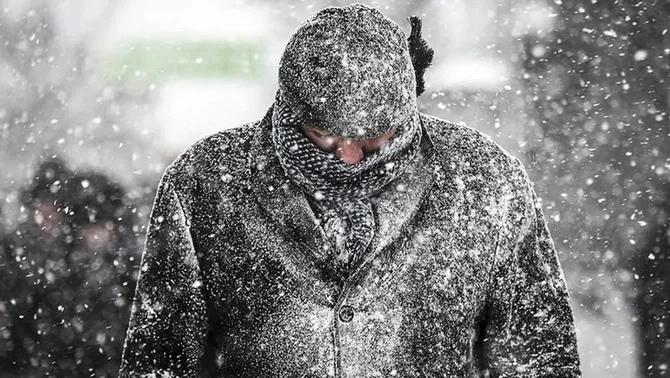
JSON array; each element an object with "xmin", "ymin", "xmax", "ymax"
[{"xmin": 119, "ymin": 108, "xmax": 582, "ymax": 377}]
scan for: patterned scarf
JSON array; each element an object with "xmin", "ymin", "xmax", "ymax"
[{"xmin": 271, "ymin": 93, "xmax": 422, "ymax": 280}]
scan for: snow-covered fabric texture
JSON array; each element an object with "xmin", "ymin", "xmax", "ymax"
[
  {"xmin": 119, "ymin": 108, "xmax": 582, "ymax": 377},
  {"xmin": 271, "ymin": 91, "xmax": 422, "ymax": 283},
  {"xmin": 278, "ymin": 4, "xmax": 417, "ymax": 139}
]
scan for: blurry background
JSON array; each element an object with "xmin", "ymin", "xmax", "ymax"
[{"xmin": 0, "ymin": 0, "xmax": 668, "ymax": 377}]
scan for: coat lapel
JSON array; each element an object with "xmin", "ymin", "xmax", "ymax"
[
  {"xmin": 247, "ymin": 113, "xmax": 334, "ymax": 285},
  {"xmin": 348, "ymin": 127, "xmax": 435, "ymax": 280}
]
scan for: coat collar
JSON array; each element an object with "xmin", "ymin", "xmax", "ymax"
[{"xmin": 247, "ymin": 105, "xmax": 436, "ymax": 286}]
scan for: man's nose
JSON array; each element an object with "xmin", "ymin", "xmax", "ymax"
[{"xmin": 335, "ymin": 139, "xmax": 364, "ymax": 165}]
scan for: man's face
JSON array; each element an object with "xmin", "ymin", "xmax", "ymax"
[
  {"xmin": 33, "ymin": 201, "xmax": 63, "ymax": 234},
  {"xmin": 78, "ymin": 223, "xmax": 116, "ymax": 253},
  {"xmin": 300, "ymin": 125, "xmax": 396, "ymax": 165}
]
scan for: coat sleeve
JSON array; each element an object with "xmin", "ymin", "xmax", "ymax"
[
  {"xmin": 482, "ymin": 158, "xmax": 581, "ymax": 377},
  {"xmin": 119, "ymin": 170, "xmax": 207, "ymax": 378}
]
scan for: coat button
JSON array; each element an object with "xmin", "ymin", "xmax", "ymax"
[{"xmin": 338, "ymin": 305, "xmax": 354, "ymax": 322}]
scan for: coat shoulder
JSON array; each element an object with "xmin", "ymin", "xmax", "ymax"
[
  {"xmin": 419, "ymin": 113, "xmax": 527, "ymax": 186},
  {"xmin": 164, "ymin": 120, "xmax": 261, "ymax": 185},
  {"xmin": 157, "ymin": 120, "xmax": 264, "ymax": 215}
]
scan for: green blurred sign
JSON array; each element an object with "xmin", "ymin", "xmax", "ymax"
[{"xmin": 101, "ymin": 40, "xmax": 263, "ymax": 80}]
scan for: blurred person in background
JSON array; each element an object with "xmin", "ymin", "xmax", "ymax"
[
  {"xmin": 120, "ymin": 4, "xmax": 581, "ymax": 377},
  {"xmin": 0, "ymin": 159, "xmax": 139, "ymax": 377},
  {"xmin": 58, "ymin": 171, "xmax": 139, "ymax": 377},
  {"xmin": 0, "ymin": 157, "xmax": 74, "ymax": 376}
]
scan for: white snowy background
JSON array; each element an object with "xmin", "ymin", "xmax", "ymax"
[{"xmin": 2, "ymin": 0, "xmax": 668, "ymax": 376}]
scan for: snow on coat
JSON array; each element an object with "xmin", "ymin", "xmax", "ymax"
[{"xmin": 119, "ymin": 108, "xmax": 582, "ymax": 377}]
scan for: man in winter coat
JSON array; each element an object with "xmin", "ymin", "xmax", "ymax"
[{"xmin": 120, "ymin": 4, "xmax": 582, "ymax": 377}]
